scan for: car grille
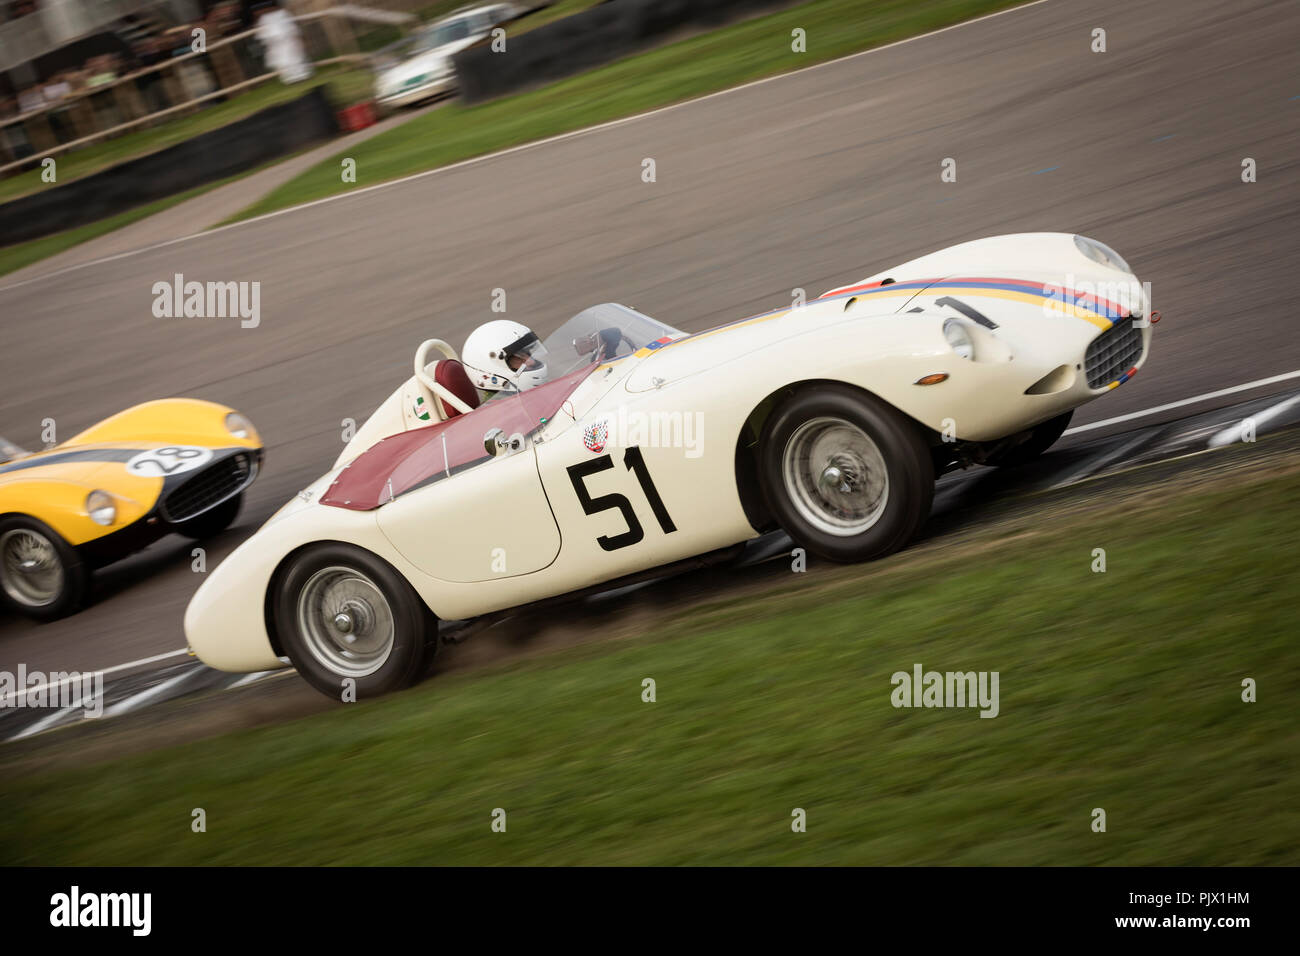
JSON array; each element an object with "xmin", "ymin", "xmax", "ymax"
[
  {"xmin": 1084, "ymin": 321, "xmax": 1144, "ymax": 389},
  {"xmin": 162, "ymin": 453, "xmax": 256, "ymax": 523}
]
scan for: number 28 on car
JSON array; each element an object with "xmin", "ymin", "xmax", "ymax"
[{"xmin": 1, "ymin": 399, "xmax": 262, "ymax": 619}]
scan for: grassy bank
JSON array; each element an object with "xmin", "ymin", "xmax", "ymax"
[{"xmin": 3, "ymin": 455, "xmax": 1296, "ymax": 865}]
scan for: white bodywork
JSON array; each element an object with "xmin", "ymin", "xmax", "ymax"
[
  {"xmin": 374, "ymin": 4, "xmax": 519, "ymax": 107},
  {"xmin": 186, "ymin": 234, "xmax": 1153, "ymax": 672}
]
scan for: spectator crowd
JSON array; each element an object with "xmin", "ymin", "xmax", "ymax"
[{"xmin": 0, "ymin": 1, "xmax": 309, "ymax": 165}]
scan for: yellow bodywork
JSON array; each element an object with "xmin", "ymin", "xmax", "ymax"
[{"xmin": 0, "ymin": 399, "xmax": 261, "ymax": 547}]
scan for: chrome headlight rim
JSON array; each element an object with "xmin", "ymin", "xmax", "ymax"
[
  {"xmin": 86, "ymin": 489, "xmax": 117, "ymax": 527},
  {"xmin": 1073, "ymin": 234, "xmax": 1132, "ymax": 273},
  {"xmin": 943, "ymin": 318, "xmax": 975, "ymax": 360},
  {"xmin": 224, "ymin": 411, "xmax": 256, "ymax": 442}
]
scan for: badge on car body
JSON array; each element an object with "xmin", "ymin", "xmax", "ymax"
[{"xmin": 583, "ymin": 420, "xmax": 609, "ymax": 453}]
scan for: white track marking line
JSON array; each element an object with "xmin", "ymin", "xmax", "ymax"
[
  {"xmin": 228, "ymin": 669, "xmax": 283, "ymax": 688},
  {"xmin": 0, "ymin": 647, "xmax": 189, "ymax": 708},
  {"xmin": 0, "ymin": 0, "xmax": 1052, "ymax": 295},
  {"xmin": 102, "ymin": 669, "xmax": 199, "ymax": 719},
  {"xmin": 8, "ymin": 703, "xmax": 84, "ymax": 741},
  {"xmin": 1207, "ymin": 392, "xmax": 1300, "ymax": 448},
  {"xmin": 1064, "ymin": 372, "xmax": 1300, "ymax": 436},
  {"xmin": 1050, "ymin": 429, "xmax": 1156, "ymax": 490}
]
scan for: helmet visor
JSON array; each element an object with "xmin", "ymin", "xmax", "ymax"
[{"xmin": 502, "ymin": 330, "xmax": 547, "ymax": 373}]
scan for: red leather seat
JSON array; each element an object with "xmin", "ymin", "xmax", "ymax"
[{"xmin": 431, "ymin": 359, "xmax": 481, "ymax": 419}]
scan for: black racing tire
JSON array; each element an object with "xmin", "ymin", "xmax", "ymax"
[
  {"xmin": 174, "ymin": 493, "xmax": 242, "ymax": 540},
  {"xmin": 274, "ymin": 543, "xmax": 436, "ymax": 700},
  {"xmin": 984, "ymin": 410, "xmax": 1073, "ymax": 467},
  {"xmin": 0, "ymin": 515, "xmax": 90, "ymax": 621},
  {"xmin": 758, "ymin": 385, "xmax": 934, "ymax": 563}
]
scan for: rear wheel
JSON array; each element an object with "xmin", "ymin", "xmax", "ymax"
[
  {"xmin": 274, "ymin": 543, "xmax": 435, "ymax": 700},
  {"xmin": 0, "ymin": 516, "xmax": 89, "ymax": 621},
  {"xmin": 984, "ymin": 410, "xmax": 1073, "ymax": 467},
  {"xmin": 758, "ymin": 386, "xmax": 934, "ymax": 563}
]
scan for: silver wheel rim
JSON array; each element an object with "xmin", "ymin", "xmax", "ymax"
[
  {"xmin": 1, "ymin": 528, "xmax": 65, "ymax": 607},
  {"xmin": 782, "ymin": 416, "xmax": 890, "ymax": 536},
  {"xmin": 297, "ymin": 566, "xmax": 395, "ymax": 678}
]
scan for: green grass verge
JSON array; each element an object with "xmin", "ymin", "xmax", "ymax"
[
  {"xmin": 0, "ymin": 65, "xmax": 371, "ymax": 206},
  {"xmin": 3, "ymin": 462, "xmax": 1296, "ymax": 865},
  {"xmin": 233, "ymin": 0, "xmax": 1025, "ymax": 222}
]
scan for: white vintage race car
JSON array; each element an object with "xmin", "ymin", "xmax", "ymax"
[{"xmin": 186, "ymin": 233, "xmax": 1154, "ymax": 698}]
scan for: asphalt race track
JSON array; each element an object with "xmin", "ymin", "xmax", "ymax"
[{"xmin": 1, "ymin": 0, "xmax": 1297, "ymax": 711}]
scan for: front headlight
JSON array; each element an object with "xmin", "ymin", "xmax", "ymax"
[
  {"xmin": 1073, "ymin": 235, "xmax": 1131, "ymax": 273},
  {"xmin": 86, "ymin": 490, "xmax": 116, "ymax": 526},
  {"xmin": 943, "ymin": 319, "xmax": 975, "ymax": 360},
  {"xmin": 224, "ymin": 412, "xmax": 257, "ymax": 442}
]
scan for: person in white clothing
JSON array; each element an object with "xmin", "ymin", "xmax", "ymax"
[{"xmin": 256, "ymin": 2, "xmax": 314, "ymax": 83}]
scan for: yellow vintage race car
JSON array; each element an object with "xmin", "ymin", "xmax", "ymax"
[{"xmin": 0, "ymin": 398, "xmax": 263, "ymax": 620}]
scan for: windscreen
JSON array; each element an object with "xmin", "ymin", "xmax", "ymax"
[
  {"xmin": 540, "ymin": 303, "xmax": 684, "ymax": 378},
  {"xmin": 429, "ymin": 17, "xmax": 472, "ymax": 46}
]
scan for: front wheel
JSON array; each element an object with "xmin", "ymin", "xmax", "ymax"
[
  {"xmin": 758, "ymin": 386, "xmax": 934, "ymax": 563},
  {"xmin": 274, "ymin": 543, "xmax": 436, "ymax": 700},
  {"xmin": 0, "ymin": 516, "xmax": 89, "ymax": 621}
]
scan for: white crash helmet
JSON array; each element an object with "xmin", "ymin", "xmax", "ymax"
[{"xmin": 462, "ymin": 319, "xmax": 550, "ymax": 393}]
